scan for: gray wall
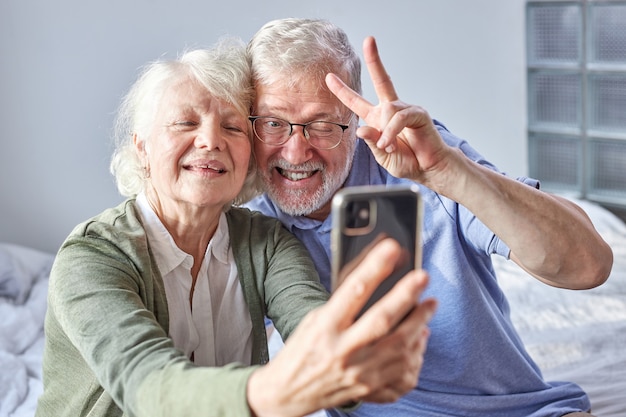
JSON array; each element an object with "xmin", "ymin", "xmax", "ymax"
[{"xmin": 0, "ymin": 0, "xmax": 527, "ymax": 253}]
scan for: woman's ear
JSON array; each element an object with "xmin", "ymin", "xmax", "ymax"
[
  {"xmin": 134, "ymin": 132, "xmax": 151, "ymax": 162},
  {"xmin": 133, "ymin": 133, "xmax": 145, "ymax": 155},
  {"xmin": 134, "ymin": 133, "xmax": 151, "ymax": 178}
]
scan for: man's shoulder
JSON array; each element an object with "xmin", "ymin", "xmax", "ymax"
[{"xmin": 241, "ymin": 194, "xmax": 277, "ymax": 217}]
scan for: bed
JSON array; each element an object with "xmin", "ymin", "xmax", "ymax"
[
  {"xmin": 1, "ymin": 198, "xmax": 624, "ymax": 417},
  {"xmin": 0, "ymin": 243, "xmax": 53, "ymax": 417},
  {"xmin": 496, "ymin": 198, "xmax": 626, "ymax": 417}
]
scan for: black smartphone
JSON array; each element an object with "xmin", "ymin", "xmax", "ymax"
[{"xmin": 330, "ymin": 184, "xmax": 423, "ymax": 318}]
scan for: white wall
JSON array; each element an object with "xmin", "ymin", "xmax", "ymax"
[{"xmin": 0, "ymin": 0, "xmax": 527, "ymax": 253}]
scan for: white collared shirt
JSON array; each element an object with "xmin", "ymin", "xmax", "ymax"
[{"xmin": 136, "ymin": 193, "xmax": 253, "ymax": 366}]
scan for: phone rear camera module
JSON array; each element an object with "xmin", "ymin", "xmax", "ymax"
[{"xmin": 344, "ymin": 199, "xmax": 376, "ymax": 232}]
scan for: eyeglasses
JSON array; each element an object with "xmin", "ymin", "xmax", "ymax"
[{"xmin": 249, "ymin": 115, "xmax": 353, "ymax": 150}]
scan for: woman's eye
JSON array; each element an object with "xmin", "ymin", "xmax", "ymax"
[
  {"xmin": 169, "ymin": 120, "xmax": 199, "ymax": 129},
  {"xmin": 174, "ymin": 121, "xmax": 198, "ymax": 127},
  {"xmin": 225, "ymin": 125, "xmax": 246, "ymax": 134}
]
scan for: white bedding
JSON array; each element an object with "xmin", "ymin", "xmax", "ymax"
[
  {"xmin": 0, "ymin": 198, "xmax": 624, "ymax": 416},
  {"xmin": 0, "ymin": 244, "xmax": 53, "ymax": 417},
  {"xmin": 497, "ymin": 198, "xmax": 626, "ymax": 416}
]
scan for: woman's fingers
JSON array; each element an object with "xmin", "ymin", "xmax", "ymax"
[
  {"xmin": 340, "ymin": 268, "xmax": 432, "ymax": 351},
  {"xmin": 324, "ymin": 238, "xmax": 406, "ymax": 327},
  {"xmin": 343, "ymin": 309, "xmax": 435, "ymax": 403},
  {"xmin": 251, "ymin": 239, "xmax": 437, "ymax": 415}
]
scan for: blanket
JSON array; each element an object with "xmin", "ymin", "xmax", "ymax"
[
  {"xmin": 0, "ymin": 244, "xmax": 53, "ymax": 417},
  {"xmin": 498, "ymin": 198, "xmax": 626, "ymax": 416}
]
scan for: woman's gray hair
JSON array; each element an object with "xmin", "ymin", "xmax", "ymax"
[
  {"xmin": 247, "ymin": 18, "xmax": 362, "ymax": 95},
  {"xmin": 110, "ymin": 37, "xmax": 258, "ymax": 205}
]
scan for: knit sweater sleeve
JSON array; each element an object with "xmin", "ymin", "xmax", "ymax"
[
  {"xmin": 227, "ymin": 207, "xmax": 329, "ymax": 341},
  {"xmin": 38, "ymin": 201, "xmax": 259, "ymax": 417}
]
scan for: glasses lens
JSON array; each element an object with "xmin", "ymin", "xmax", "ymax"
[
  {"xmin": 305, "ymin": 122, "xmax": 344, "ymax": 149},
  {"xmin": 254, "ymin": 117, "xmax": 290, "ymax": 144}
]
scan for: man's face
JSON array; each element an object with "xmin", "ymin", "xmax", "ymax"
[{"xmin": 253, "ymin": 77, "xmax": 357, "ymax": 221}]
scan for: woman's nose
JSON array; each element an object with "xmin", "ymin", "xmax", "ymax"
[{"xmin": 195, "ymin": 122, "xmax": 225, "ymax": 150}]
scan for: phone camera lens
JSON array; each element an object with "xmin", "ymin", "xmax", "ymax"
[{"xmin": 345, "ymin": 201, "xmax": 371, "ymax": 229}]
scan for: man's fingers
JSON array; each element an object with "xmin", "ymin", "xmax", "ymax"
[
  {"xmin": 325, "ymin": 72, "xmax": 373, "ymax": 120},
  {"xmin": 363, "ymin": 36, "xmax": 399, "ymax": 103}
]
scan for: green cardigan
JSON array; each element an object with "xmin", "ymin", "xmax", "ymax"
[{"xmin": 36, "ymin": 199, "xmax": 328, "ymax": 417}]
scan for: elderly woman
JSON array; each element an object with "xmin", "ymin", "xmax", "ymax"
[{"xmin": 35, "ymin": 38, "xmax": 436, "ymax": 417}]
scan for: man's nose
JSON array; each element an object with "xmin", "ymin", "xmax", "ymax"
[{"xmin": 280, "ymin": 126, "xmax": 312, "ymax": 165}]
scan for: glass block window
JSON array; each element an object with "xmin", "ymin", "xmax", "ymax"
[
  {"xmin": 588, "ymin": 74, "xmax": 626, "ymax": 132},
  {"xmin": 529, "ymin": 133, "xmax": 582, "ymax": 191},
  {"xmin": 588, "ymin": 139, "xmax": 626, "ymax": 199},
  {"xmin": 527, "ymin": 0, "xmax": 626, "ymax": 207},
  {"xmin": 527, "ymin": 3, "xmax": 581, "ymax": 64},
  {"xmin": 528, "ymin": 71, "xmax": 581, "ymax": 129},
  {"xmin": 589, "ymin": 4, "xmax": 626, "ymax": 63}
]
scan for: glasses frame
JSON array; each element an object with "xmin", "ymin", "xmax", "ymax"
[{"xmin": 248, "ymin": 115, "xmax": 353, "ymax": 150}]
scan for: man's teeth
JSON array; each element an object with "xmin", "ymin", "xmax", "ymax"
[{"xmin": 279, "ymin": 168, "xmax": 313, "ymax": 181}]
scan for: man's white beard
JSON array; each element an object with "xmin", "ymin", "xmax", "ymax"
[
  {"xmin": 265, "ymin": 152, "xmax": 355, "ymax": 217},
  {"xmin": 266, "ymin": 175, "xmax": 337, "ymax": 217}
]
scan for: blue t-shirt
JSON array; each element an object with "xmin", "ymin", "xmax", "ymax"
[{"xmin": 245, "ymin": 122, "xmax": 590, "ymax": 416}]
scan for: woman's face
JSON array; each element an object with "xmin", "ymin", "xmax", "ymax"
[{"xmin": 136, "ymin": 76, "xmax": 251, "ymax": 213}]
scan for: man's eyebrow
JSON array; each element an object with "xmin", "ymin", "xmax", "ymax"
[{"xmin": 261, "ymin": 111, "xmax": 342, "ymax": 121}]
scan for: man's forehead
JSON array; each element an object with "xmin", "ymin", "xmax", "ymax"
[{"xmin": 254, "ymin": 83, "xmax": 346, "ymax": 118}]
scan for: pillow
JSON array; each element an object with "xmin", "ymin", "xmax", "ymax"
[{"xmin": 0, "ymin": 243, "xmax": 54, "ymax": 304}]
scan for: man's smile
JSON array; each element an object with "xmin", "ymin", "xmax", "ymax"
[{"xmin": 276, "ymin": 167, "xmax": 318, "ymax": 181}]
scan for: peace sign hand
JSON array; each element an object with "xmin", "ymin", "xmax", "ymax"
[{"xmin": 326, "ymin": 36, "xmax": 450, "ymax": 185}]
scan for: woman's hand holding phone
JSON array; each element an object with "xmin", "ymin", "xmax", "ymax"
[{"xmin": 247, "ymin": 238, "xmax": 437, "ymax": 417}]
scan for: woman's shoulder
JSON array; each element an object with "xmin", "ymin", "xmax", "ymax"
[
  {"xmin": 60, "ymin": 198, "xmax": 149, "ymax": 262},
  {"xmin": 52, "ymin": 199, "xmax": 154, "ymax": 293},
  {"xmin": 70, "ymin": 199, "xmax": 142, "ymax": 237}
]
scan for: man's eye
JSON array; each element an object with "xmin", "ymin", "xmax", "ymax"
[{"xmin": 262, "ymin": 118, "xmax": 287, "ymax": 130}]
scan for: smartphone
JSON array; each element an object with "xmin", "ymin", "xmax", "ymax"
[{"xmin": 330, "ymin": 184, "xmax": 423, "ymax": 318}]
